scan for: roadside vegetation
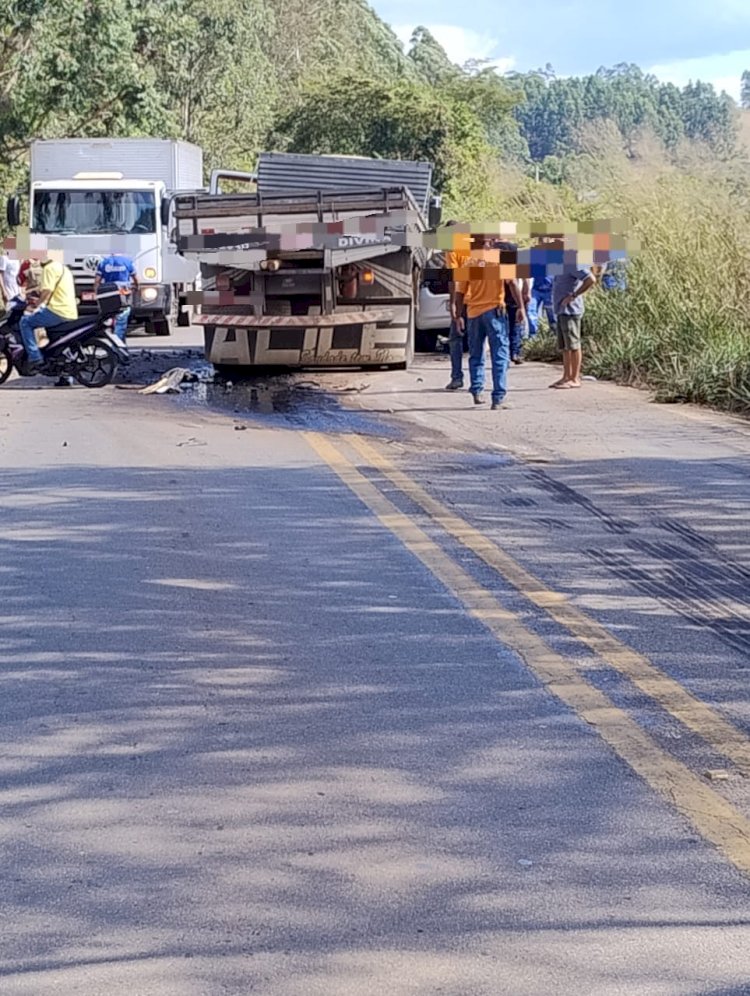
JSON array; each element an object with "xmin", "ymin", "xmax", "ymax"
[{"xmin": 3, "ymin": 0, "xmax": 750, "ymax": 411}]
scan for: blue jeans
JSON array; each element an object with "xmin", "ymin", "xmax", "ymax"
[
  {"xmin": 113, "ymin": 307, "xmax": 131, "ymax": 343},
  {"xmin": 19, "ymin": 308, "xmax": 66, "ymax": 363},
  {"xmin": 448, "ymin": 320, "xmax": 464, "ymax": 383},
  {"xmin": 507, "ymin": 304, "xmax": 526, "ymax": 360},
  {"xmin": 526, "ymin": 296, "xmax": 539, "ymax": 337},
  {"xmin": 467, "ymin": 308, "xmax": 510, "ymax": 403},
  {"xmin": 533, "ymin": 291, "xmax": 556, "ymax": 331}
]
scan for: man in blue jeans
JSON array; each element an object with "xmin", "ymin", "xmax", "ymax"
[
  {"xmin": 454, "ymin": 236, "xmax": 524, "ymax": 410},
  {"xmin": 95, "ymin": 253, "xmax": 138, "ymax": 343}
]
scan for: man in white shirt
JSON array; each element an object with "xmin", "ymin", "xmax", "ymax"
[{"xmin": 0, "ymin": 252, "xmax": 21, "ymax": 312}]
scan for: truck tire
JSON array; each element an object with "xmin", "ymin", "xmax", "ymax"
[
  {"xmin": 415, "ymin": 329, "xmax": 439, "ymax": 353},
  {"xmin": 145, "ymin": 293, "xmax": 178, "ymax": 336},
  {"xmin": 176, "ymin": 289, "xmax": 190, "ymax": 326},
  {"xmin": 386, "ymin": 299, "xmax": 415, "ymax": 370},
  {"xmin": 145, "ymin": 318, "xmax": 171, "ymax": 337}
]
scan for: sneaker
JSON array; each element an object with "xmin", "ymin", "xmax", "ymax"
[
  {"xmin": 445, "ymin": 379, "xmax": 464, "ymax": 391},
  {"xmin": 491, "ymin": 399, "xmax": 511, "ymax": 410},
  {"xmin": 26, "ymin": 360, "xmax": 43, "ymax": 374},
  {"xmin": 472, "ymin": 392, "xmax": 486, "ymax": 405},
  {"xmin": 512, "ymin": 357, "xmax": 524, "ymax": 366}
]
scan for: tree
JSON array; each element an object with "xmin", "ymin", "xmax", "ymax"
[
  {"xmin": 133, "ymin": 0, "xmax": 276, "ymax": 169},
  {"xmin": 0, "ymin": 0, "xmax": 167, "ymax": 194},
  {"xmin": 274, "ymin": 74, "xmax": 496, "ymax": 212},
  {"xmin": 741, "ymin": 70, "xmax": 750, "ymax": 110},
  {"xmin": 406, "ymin": 26, "xmax": 457, "ymax": 84}
]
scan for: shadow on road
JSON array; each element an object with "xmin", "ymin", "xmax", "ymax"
[{"xmin": 1, "ymin": 458, "xmax": 750, "ymax": 994}]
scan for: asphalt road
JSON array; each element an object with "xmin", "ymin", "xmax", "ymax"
[{"xmin": 2, "ymin": 344, "xmax": 750, "ymax": 996}]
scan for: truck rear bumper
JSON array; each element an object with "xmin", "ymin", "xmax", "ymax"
[
  {"xmin": 198, "ymin": 309, "xmax": 410, "ymax": 367},
  {"xmin": 193, "ymin": 309, "xmax": 394, "ymax": 328}
]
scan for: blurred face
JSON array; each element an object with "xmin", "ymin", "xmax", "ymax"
[{"xmin": 543, "ymin": 234, "xmax": 566, "ymax": 250}]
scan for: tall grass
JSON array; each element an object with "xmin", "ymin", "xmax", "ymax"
[{"xmin": 487, "ymin": 137, "xmax": 750, "ymax": 413}]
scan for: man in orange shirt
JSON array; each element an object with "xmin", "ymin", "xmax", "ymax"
[{"xmin": 454, "ymin": 235, "xmax": 524, "ymax": 409}]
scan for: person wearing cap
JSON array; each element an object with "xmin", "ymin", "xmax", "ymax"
[
  {"xmin": 18, "ymin": 253, "xmax": 78, "ymax": 371},
  {"xmin": 453, "ymin": 232, "xmax": 525, "ymax": 410}
]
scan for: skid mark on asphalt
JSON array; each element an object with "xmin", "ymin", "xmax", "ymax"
[
  {"xmin": 304, "ymin": 430, "xmax": 750, "ymax": 879},
  {"xmin": 591, "ymin": 546, "xmax": 750, "ymax": 661},
  {"xmin": 347, "ymin": 434, "xmax": 750, "ymax": 779}
]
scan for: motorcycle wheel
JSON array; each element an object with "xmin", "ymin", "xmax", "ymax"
[
  {"xmin": 0, "ymin": 347, "xmax": 14, "ymax": 385},
  {"xmin": 72, "ymin": 339, "xmax": 118, "ymax": 388}
]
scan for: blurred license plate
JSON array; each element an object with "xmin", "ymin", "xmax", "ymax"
[{"xmin": 81, "ymin": 292, "xmax": 95, "ymax": 301}]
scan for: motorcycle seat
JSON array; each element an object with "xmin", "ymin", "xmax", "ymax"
[{"xmin": 47, "ymin": 316, "xmax": 100, "ymax": 338}]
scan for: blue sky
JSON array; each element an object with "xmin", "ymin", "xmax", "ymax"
[{"xmin": 370, "ymin": 0, "xmax": 750, "ymax": 101}]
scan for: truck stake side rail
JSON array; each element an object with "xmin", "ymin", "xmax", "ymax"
[{"xmin": 173, "ymin": 185, "xmax": 423, "ymax": 227}]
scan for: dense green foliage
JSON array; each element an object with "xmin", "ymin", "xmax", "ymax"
[
  {"xmin": 512, "ymin": 64, "xmax": 738, "ymax": 162},
  {"xmin": 0, "ymin": 0, "xmax": 412, "ymax": 189},
  {"xmin": 1, "ymin": 1, "xmax": 743, "ymax": 192}
]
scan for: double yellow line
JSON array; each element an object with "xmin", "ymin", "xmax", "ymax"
[{"xmin": 305, "ymin": 431, "xmax": 750, "ymax": 877}]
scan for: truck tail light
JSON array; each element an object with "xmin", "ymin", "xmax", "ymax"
[{"xmin": 360, "ymin": 268, "xmax": 374, "ymax": 284}]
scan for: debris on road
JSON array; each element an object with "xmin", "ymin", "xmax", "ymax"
[
  {"xmin": 139, "ymin": 368, "xmax": 200, "ymax": 395},
  {"xmin": 704, "ymin": 769, "xmax": 730, "ymax": 782}
]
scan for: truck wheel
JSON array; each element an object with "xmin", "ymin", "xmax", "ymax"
[
  {"xmin": 176, "ymin": 289, "xmax": 190, "ymax": 326},
  {"xmin": 415, "ymin": 330, "xmax": 439, "ymax": 353},
  {"xmin": 145, "ymin": 318, "xmax": 171, "ymax": 337}
]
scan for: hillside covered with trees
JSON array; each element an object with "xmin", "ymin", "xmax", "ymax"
[{"xmin": 1, "ymin": 0, "xmax": 744, "ymax": 201}]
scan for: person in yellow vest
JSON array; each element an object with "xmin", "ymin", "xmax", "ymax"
[{"xmin": 19, "ymin": 251, "xmax": 78, "ymax": 370}]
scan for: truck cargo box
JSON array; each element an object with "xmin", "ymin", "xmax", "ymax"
[{"xmin": 30, "ymin": 138, "xmax": 203, "ymax": 190}]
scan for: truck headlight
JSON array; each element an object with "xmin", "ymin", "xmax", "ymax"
[
  {"xmin": 144, "ymin": 267, "xmax": 157, "ymax": 279},
  {"xmin": 141, "ymin": 287, "xmax": 159, "ymax": 302}
]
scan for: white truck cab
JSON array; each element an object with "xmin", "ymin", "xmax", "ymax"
[{"xmin": 9, "ymin": 139, "xmax": 204, "ymax": 335}]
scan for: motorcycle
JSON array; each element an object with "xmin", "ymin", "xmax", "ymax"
[{"xmin": 0, "ymin": 289, "xmax": 130, "ymax": 388}]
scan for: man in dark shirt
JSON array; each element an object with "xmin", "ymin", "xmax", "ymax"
[{"xmin": 496, "ymin": 240, "xmax": 527, "ymax": 364}]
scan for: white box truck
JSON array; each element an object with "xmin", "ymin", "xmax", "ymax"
[{"xmin": 7, "ymin": 138, "xmax": 204, "ymax": 335}]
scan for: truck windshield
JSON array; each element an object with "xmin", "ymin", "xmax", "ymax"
[{"xmin": 32, "ymin": 190, "xmax": 156, "ymax": 235}]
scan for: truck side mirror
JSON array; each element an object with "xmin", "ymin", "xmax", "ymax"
[
  {"xmin": 160, "ymin": 196, "xmax": 171, "ymax": 228},
  {"xmin": 428, "ymin": 196, "xmax": 442, "ymax": 229},
  {"xmin": 6, "ymin": 196, "xmax": 21, "ymax": 228}
]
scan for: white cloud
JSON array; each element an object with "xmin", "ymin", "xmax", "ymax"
[
  {"xmin": 649, "ymin": 48, "xmax": 750, "ymax": 101},
  {"xmin": 393, "ymin": 22, "xmax": 515, "ymax": 73}
]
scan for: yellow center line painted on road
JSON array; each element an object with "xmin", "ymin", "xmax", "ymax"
[
  {"xmin": 347, "ymin": 434, "xmax": 750, "ymax": 779},
  {"xmin": 304, "ymin": 430, "xmax": 750, "ymax": 878}
]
